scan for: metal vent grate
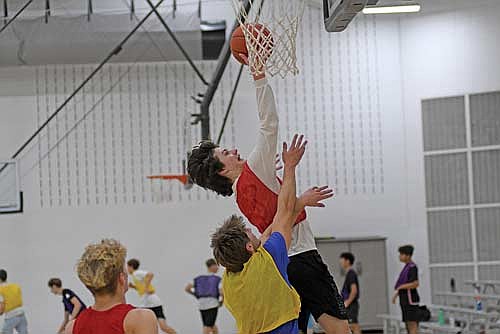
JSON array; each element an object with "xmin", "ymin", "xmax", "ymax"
[
  {"xmin": 428, "ymin": 210, "xmax": 473, "ymax": 263},
  {"xmin": 422, "ymin": 96, "xmax": 466, "ymax": 151},
  {"xmin": 425, "ymin": 153, "xmax": 469, "ymax": 207},
  {"xmin": 470, "ymin": 91, "xmax": 500, "ymax": 147},
  {"xmin": 475, "ymin": 207, "xmax": 500, "ymax": 261},
  {"xmin": 472, "ymin": 150, "xmax": 500, "ymax": 204}
]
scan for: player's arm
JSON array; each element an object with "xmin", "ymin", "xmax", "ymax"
[
  {"xmin": 124, "ymin": 308, "xmax": 159, "ymax": 334},
  {"xmin": 260, "ymin": 140, "xmax": 333, "ymax": 245},
  {"xmin": 58, "ymin": 311, "xmax": 70, "ymax": 334},
  {"xmin": 239, "ymin": 54, "xmax": 280, "ymax": 191},
  {"xmin": 239, "ymin": 53, "xmax": 265, "ymax": 80},
  {"xmin": 184, "ymin": 283, "xmax": 195, "ymax": 296},
  {"xmin": 0, "ymin": 301, "xmax": 5, "ymax": 315},
  {"xmin": 64, "ymin": 320, "xmax": 75, "ymax": 334},
  {"xmin": 271, "ymin": 135, "xmax": 305, "ymax": 249},
  {"xmin": 144, "ymin": 272, "xmax": 154, "ymax": 293},
  {"xmin": 396, "ymin": 281, "xmax": 419, "ymax": 290},
  {"xmin": 344, "ymin": 284, "xmax": 358, "ymax": 308},
  {"xmin": 69, "ymin": 297, "xmax": 82, "ymax": 320}
]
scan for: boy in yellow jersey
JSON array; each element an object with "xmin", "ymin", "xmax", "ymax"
[
  {"xmin": 0, "ymin": 269, "xmax": 28, "ymax": 334},
  {"xmin": 126, "ymin": 259, "xmax": 176, "ymax": 334},
  {"xmin": 211, "ymin": 135, "xmax": 334, "ymax": 334}
]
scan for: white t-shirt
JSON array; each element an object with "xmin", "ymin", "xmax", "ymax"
[
  {"xmin": 198, "ymin": 297, "xmax": 220, "ymax": 311},
  {"xmin": 234, "ymin": 78, "xmax": 317, "ymax": 257},
  {"xmin": 131, "ymin": 270, "xmax": 163, "ymax": 308}
]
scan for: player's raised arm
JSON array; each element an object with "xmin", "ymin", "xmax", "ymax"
[
  {"xmin": 271, "ymin": 134, "xmax": 306, "ymax": 248},
  {"xmin": 238, "ymin": 53, "xmax": 280, "ymax": 192}
]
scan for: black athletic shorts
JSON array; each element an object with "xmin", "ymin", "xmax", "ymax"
[
  {"xmin": 288, "ymin": 250, "xmax": 348, "ymax": 331},
  {"xmin": 400, "ymin": 304, "xmax": 420, "ymax": 322},
  {"xmin": 200, "ymin": 307, "xmax": 218, "ymax": 327},
  {"xmin": 346, "ymin": 301, "xmax": 359, "ymax": 324},
  {"xmin": 147, "ymin": 306, "xmax": 166, "ymax": 319}
]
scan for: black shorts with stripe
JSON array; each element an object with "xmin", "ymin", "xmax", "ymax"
[{"xmin": 288, "ymin": 250, "xmax": 348, "ymax": 331}]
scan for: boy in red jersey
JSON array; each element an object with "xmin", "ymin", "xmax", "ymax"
[
  {"xmin": 188, "ymin": 56, "xmax": 349, "ymax": 333},
  {"xmin": 65, "ymin": 239, "xmax": 158, "ymax": 334}
]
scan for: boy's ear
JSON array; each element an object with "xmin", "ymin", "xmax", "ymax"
[{"xmin": 245, "ymin": 242, "xmax": 253, "ymax": 253}]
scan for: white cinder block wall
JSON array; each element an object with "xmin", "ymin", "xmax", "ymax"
[{"xmin": 1, "ymin": 2, "xmax": 500, "ymax": 333}]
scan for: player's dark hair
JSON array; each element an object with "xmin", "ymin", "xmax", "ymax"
[
  {"xmin": 127, "ymin": 259, "xmax": 140, "ymax": 270},
  {"xmin": 398, "ymin": 245, "xmax": 414, "ymax": 256},
  {"xmin": 206, "ymin": 259, "xmax": 217, "ymax": 268},
  {"xmin": 211, "ymin": 215, "xmax": 251, "ymax": 273},
  {"xmin": 48, "ymin": 278, "xmax": 62, "ymax": 288},
  {"xmin": 340, "ymin": 252, "xmax": 355, "ymax": 265},
  {"xmin": 0, "ymin": 269, "xmax": 6, "ymax": 282},
  {"xmin": 188, "ymin": 141, "xmax": 234, "ymax": 197}
]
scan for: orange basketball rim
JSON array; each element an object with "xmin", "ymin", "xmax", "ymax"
[{"xmin": 147, "ymin": 174, "xmax": 190, "ymax": 185}]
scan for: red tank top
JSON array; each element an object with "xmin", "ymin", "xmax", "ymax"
[
  {"xmin": 73, "ymin": 304, "xmax": 135, "ymax": 334},
  {"xmin": 236, "ymin": 162, "xmax": 306, "ymax": 233}
]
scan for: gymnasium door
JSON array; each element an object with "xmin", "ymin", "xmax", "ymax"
[{"xmin": 316, "ymin": 237, "xmax": 389, "ymax": 331}]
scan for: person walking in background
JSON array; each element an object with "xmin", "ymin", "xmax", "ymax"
[
  {"xmin": 48, "ymin": 278, "xmax": 87, "ymax": 334},
  {"xmin": 392, "ymin": 245, "xmax": 420, "ymax": 334},
  {"xmin": 127, "ymin": 259, "xmax": 177, "ymax": 334},
  {"xmin": 0, "ymin": 269, "xmax": 28, "ymax": 334},
  {"xmin": 339, "ymin": 252, "xmax": 361, "ymax": 334},
  {"xmin": 185, "ymin": 259, "xmax": 223, "ymax": 334}
]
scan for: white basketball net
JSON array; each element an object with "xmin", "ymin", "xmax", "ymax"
[{"xmin": 230, "ymin": 0, "xmax": 305, "ymax": 78}]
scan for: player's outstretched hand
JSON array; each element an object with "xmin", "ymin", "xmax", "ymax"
[
  {"xmin": 298, "ymin": 186, "xmax": 334, "ymax": 208},
  {"xmin": 282, "ymin": 134, "xmax": 307, "ymax": 168},
  {"xmin": 239, "ymin": 53, "xmax": 266, "ymax": 80}
]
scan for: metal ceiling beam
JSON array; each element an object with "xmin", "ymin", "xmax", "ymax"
[
  {"xmin": 3, "ymin": 0, "xmax": 7, "ymax": 24},
  {"xmin": 216, "ymin": 64, "xmax": 244, "ymax": 145},
  {"xmin": 45, "ymin": 0, "xmax": 50, "ymax": 23},
  {"xmin": 130, "ymin": 0, "xmax": 135, "ymax": 20},
  {"xmin": 6, "ymin": 0, "xmax": 166, "ymax": 163},
  {"xmin": 87, "ymin": 0, "xmax": 93, "ymax": 21},
  {"xmin": 145, "ymin": 0, "xmax": 208, "ymax": 85},
  {"xmin": 0, "ymin": 0, "xmax": 35, "ymax": 36},
  {"xmin": 199, "ymin": 0, "xmax": 252, "ymax": 140}
]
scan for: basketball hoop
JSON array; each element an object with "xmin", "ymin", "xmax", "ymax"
[
  {"xmin": 147, "ymin": 174, "xmax": 189, "ymax": 184},
  {"xmin": 230, "ymin": 0, "xmax": 305, "ymax": 78}
]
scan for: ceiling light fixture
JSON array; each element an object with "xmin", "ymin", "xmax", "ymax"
[{"xmin": 362, "ymin": 1, "xmax": 421, "ymax": 14}]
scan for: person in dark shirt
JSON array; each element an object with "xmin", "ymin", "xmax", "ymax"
[
  {"xmin": 48, "ymin": 278, "xmax": 87, "ymax": 334},
  {"xmin": 392, "ymin": 245, "xmax": 420, "ymax": 334},
  {"xmin": 339, "ymin": 252, "xmax": 360, "ymax": 334}
]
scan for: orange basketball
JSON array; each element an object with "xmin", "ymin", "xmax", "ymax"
[{"xmin": 230, "ymin": 24, "xmax": 274, "ymax": 64}]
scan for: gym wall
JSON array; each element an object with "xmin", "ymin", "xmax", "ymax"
[{"xmin": 1, "ymin": 2, "xmax": 500, "ymax": 333}]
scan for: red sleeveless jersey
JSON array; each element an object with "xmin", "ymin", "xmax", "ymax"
[
  {"xmin": 236, "ymin": 162, "xmax": 306, "ymax": 233},
  {"xmin": 73, "ymin": 304, "xmax": 135, "ymax": 334}
]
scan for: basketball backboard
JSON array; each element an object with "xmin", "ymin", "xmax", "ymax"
[
  {"xmin": 322, "ymin": 0, "xmax": 379, "ymax": 32},
  {"xmin": 0, "ymin": 160, "xmax": 23, "ymax": 214}
]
